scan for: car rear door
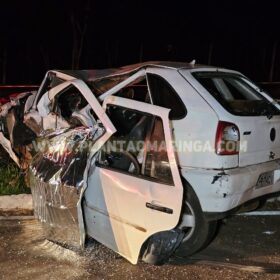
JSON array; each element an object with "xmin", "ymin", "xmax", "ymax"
[{"xmin": 83, "ymin": 96, "xmax": 183, "ymax": 264}]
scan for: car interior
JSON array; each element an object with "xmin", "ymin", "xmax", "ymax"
[
  {"xmin": 98, "ymin": 105, "xmax": 173, "ymax": 184},
  {"xmin": 53, "ymin": 85, "xmax": 97, "ymax": 128}
]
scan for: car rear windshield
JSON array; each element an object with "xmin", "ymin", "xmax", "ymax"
[{"xmin": 193, "ymin": 72, "xmax": 280, "ymax": 117}]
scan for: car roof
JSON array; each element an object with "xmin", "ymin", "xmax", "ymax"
[{"xmin": 56, "ymin": 61, "xmax": 213, "ymax": 82}]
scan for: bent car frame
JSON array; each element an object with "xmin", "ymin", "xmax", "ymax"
[{"xmin": 1, "ymin": 61, "xmax": 280, "ymax": 265}]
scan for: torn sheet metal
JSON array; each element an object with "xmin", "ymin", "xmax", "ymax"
[
  {"xmin": 141, "ymin": 229, "xmax": 184, "ymax": 265},
  {"xmin": 24, "ymin": 114, "xmax": 43, "ymax": 136},
  {"xmin": 44, "ymin": 62, "xmax": 194, "ymax": 98},
  {"xmin": 37, "ymin": 91, "xmax": 51, "ymax": 117},
  {"xmin": 58, "ymin": 61, "xmax": 195, "ymax": 83},
  {"xmin": 29, "ymin": 126, "xmax": 104, "ymax": 248},
  {"xmin": 0, "ymin": 91, "xmax": 34, "ymax": 117},
  {"xmin": 211, "ymin": 171, "xmax": 228, "ymax": 184},
  {"xmin": 42, "ymin": 113, "xmax": 71, "ymax": 131}
]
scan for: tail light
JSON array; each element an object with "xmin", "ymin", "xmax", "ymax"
[{"xmin": 215, "ymin": 121, "xmax": 240, "ymax": 155}]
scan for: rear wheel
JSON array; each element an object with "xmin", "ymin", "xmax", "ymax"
[{"xmin": 175, "ymin": 184, "xmax": 217, "ymax": 257}]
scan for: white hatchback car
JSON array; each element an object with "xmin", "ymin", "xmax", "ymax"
[{"xmin": 1, "ymin": 61, "xmax": 280, "ymax": 265}]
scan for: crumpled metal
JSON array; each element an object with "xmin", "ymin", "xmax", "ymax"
[
  {"xmin": 141, "ymin": 229, "xmax": 184, "ymax": 265},
  {"xmin": 28, "ymin": 126, "xmax": 104, "ymax": 247}
]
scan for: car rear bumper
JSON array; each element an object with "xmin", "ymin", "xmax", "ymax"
[{"xmin": 181, "ymin": 159, "xmax": 280, "ymax": 214}]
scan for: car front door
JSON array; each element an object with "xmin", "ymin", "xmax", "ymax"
[
  {"xmin": 83, "ymin": 96, "xmax": 183, "ymax": 264},
  {"xmin": 28, "ymin": 79, "xmax": 117, "ymax": 248}
]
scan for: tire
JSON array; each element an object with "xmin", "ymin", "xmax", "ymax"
[{"xmin": 174, "ymin": 182, "xmax": 217, "ymax": 257}]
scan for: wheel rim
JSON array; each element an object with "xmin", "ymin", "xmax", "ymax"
[{"xmin": 178, "ymin": 201, "xmax": 196, "ymax": 242}]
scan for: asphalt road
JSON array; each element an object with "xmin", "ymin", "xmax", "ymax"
[{"xmin": 0, "ymin": 215, "xmax": 280, "ymax": 280}]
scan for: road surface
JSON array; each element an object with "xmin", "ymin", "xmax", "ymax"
[{"xmin": 0, "ymin": 215, "xmax": 280, "ymax": 280}]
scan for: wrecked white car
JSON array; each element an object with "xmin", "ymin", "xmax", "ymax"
[{"xmin": 1, "ymin": 61, "xmax": 280, "ymax": 265}]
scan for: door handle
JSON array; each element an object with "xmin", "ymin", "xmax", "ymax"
[{"xmin": 146, "ymin": 202, "xmax": 173, "ymax": 214}]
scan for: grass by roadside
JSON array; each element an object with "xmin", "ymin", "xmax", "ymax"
[{"xmin": 0, "ymin": 147, "xmax": 30, "ymax": 196}]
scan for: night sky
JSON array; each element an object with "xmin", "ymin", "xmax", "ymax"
[{"xmin": 0, "ymin": 0, "xmax": 280, "ymax": 84}]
